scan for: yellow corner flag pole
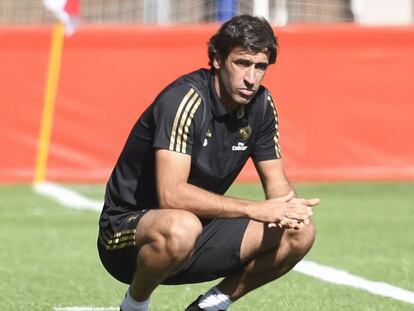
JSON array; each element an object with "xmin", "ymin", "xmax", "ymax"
[{"xmin": 34, "ymin": 23, "xmax": 65, "ymax": 183}]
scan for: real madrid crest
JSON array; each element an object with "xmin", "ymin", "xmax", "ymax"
[{"xmin": 239, "ymin": 118, "xmax": 252, "ymax": 141}]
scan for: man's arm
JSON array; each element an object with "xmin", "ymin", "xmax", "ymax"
[
  {"xmin": 155, "ymin": 149, "xmax": 252, "ymax": 218},
  {"xmin": 155, "ymin": 149, "xmax": 313, "ymax": 225},
  {"xmin": 254, "ymin": 158, "xmax": 295, "ymax": 199}
]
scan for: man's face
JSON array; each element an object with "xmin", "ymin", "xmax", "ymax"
[{"xmin": 213, "ymin": 46, "xmax": 270, "ymax": 112}]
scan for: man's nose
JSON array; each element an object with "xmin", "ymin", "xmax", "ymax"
[{"xmin": 244, "ymin": 66, "xmax": 256, "ymax": 86}]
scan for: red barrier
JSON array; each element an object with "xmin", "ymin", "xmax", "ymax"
[
  {"xmin": 1, "ymin": 25, "xmax": 414, "ymax": 183},
  {"xmin": 0, "ymin": 28, "xmax": 50, "ymax": 182}
]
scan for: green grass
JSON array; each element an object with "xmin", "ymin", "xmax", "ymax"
[{"xmin": 0, "ymin": 182, "xmax": 413, "ymax": 310}]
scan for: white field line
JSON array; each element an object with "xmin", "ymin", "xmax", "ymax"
[
  {"xmin": 294, "ymin": 260, "xmax": 414, "ymax": 304},
  {"xmin": 53, "ymin": 308, "xmax": 118, "ymax": 311},
  {"xmin": 36, "ymin": 183, "xmax": 414, "ymax": 305},
  {"xmin": 33, "ymin": 182, "xmax": 102, "ymax": 211}
]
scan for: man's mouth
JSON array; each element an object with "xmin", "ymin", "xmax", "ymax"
[{"xmin": 239, "ymin": 89, "xmax": 255, "ymax": 97}]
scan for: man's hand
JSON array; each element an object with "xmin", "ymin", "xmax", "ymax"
[
  {"xmin": 274, "ymin": 195, "xmax": 320, "ymax": 230},
  {"xmin": 250, "ymin": 191, "xmax": 319, "ymax": 230}
]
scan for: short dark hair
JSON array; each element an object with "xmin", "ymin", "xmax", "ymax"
[{"xmin": 208, "ymin": 15, "xmax": 278, "ymax": 67}]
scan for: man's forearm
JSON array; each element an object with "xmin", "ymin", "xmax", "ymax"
[
  {"xmin": 263, "ymin": 179, "xmax": 296, "ymax": 200},
  {"xmin": 158, "ymin": 181, "xmax": 254, "ymax": 219}
]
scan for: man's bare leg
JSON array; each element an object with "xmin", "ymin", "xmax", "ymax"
[
  {"xmin": 217, "ymin": 220, "xmax": 315, "ymax": 301},
  {"xmin": 128, "ymin": 209, "xmax": 203, "ymax": 301}
]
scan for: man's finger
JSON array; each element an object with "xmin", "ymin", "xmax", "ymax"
[
  {"xmin": 286, "ymin": 219, "xmax": 299, "ymax": 228},
  {"xmin": 277, "ymin": 191, "xmax": 295, "ymax": 202},
  {"xmin": 290, "ymin": 198, "xmax": 320, "ymax": 206},
  {"xmin": 305, "ymin": 198, "xmax": 320, "ymax": 206},
  {"xmin": 285, "ymin": 212, "xmax": 310, "ymax": 221},
  {"xmin": 294, "ymin": 198, "xmax": 320, "ymax": 206},
  {"xmin": 293, "ymin": 222, "xmax": 305, "ymax": 230}
]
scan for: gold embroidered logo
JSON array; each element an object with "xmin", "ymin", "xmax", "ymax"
[
  {"xmin": 239, "ymin": 119, "xmax": 251, "ymax": 141},
  {"xmin": 127, "ymin": 215, "xmax": 139, "ymax": 223},
  {"xmin": 239, "ymin": 127, "xmax": 251, "ymax": 140}
]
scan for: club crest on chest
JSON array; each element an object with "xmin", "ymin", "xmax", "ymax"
[{"xmin": 239, "ymin": 118, "xmax": 251, "ymax": 141}]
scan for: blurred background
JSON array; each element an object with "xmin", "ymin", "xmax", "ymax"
[
  {"xmin": 1, "ymin": 0, "xmax": 414, "ymax": 183},
  {"xmin": 2, "ymin": 0, "xmax": 414, "ymax": 25}
]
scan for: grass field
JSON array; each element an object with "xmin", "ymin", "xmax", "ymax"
[{"xmin": 0, "ymin": 182, "xmax": 413, "ymax": 310}]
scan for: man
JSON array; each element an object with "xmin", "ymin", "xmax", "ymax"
[{"xmin": 97, "ymin": 14, "xmax": 319, "ymax": 311}]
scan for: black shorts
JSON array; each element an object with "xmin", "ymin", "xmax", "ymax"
[{"xmin": 97, "ymin": 209, "xmax": 250, "ymax": 285}]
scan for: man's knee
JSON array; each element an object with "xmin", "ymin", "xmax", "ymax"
[
  {"xmin": 163, "ymin": 210, "xmax": 202, "ymax": 259},
  {"xmin": 138, "ymin": 210, "xmax": 202, "ymax": 262},
  {"xmin": 284, "ymin": 221, "xmax": 316, "ymax": 260}
]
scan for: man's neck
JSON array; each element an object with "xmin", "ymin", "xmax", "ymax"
[{"xmin": 213, "ymin": 74, "xmax": 239, "ymax": 113}]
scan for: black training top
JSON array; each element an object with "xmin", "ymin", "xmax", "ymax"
[{"xmin": 101, "ymin": 68, "xmax": 281, "ymax": 218}]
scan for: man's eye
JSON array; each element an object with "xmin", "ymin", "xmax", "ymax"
[
  {"xmin": 235, "ymin": 60, "xmax": 251, "ymax": 67},
  {"xmin": 256, "ymin": 63, "xmax": 269, "ymax": 71}
]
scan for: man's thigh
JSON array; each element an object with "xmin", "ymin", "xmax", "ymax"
[
  {"xmin": 163, "ymin": 217, "xmax": 250, "ymax": 285},
  {"xmin": 98, "ymin": 208, "xmax": 194, "ymax": 284},
  {"xmin": 97, "ymin": 208, "xmax": 150, "ymax": 284},
  {"xmin": 98, "ymin": 209, "xmax": 249, "ymax": 285}
]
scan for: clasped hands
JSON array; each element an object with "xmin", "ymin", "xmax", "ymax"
[{"xmin": 265, "ymin": 191, "xmax": 320, "ymax": 230}]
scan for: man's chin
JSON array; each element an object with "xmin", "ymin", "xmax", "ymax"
[
  {"xmin": 238, "ymin": 90, "xmax": 257, "ymax": 102},
  {"xmin": 237, "ymin": 95, "xmax": 253, "ymax": 105}
]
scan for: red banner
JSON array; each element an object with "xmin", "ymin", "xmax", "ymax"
[{"xmin": 1, "ymin": 25, "xmax": 414, "ymax": 183}]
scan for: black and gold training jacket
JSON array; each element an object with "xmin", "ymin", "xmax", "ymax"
[{"xmin": 100, "ymin": 68, "xmax": 281, "ymax": 224}]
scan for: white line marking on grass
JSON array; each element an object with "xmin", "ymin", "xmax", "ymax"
[
  {"xmin": 294, "ymin": 260, "xmax": 414, "ymax": 305},
  {"xmin": 38, "ymin": 183, "xmax": 414, "ymax": 305},
  {"xmin": 54, "ymin": 307, "xmax": 118, "ymax": 311},
  {"xmin": 34, "ymin": 182, "xmax": 102, "ymax": 211}
]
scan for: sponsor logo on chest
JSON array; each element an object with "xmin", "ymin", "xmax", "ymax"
[{"xmin": 232, "ymin": 142, "xmax": 248, "ymax": 151}]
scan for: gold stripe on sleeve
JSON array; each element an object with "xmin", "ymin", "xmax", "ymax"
[
  {"xmin": 175, "ymin": 92, "xmax": 200, "ymax": 152},
  {"xmin": 268, "ymin": 94, "xmax": 281, "ymax": 158},
  {"xmin": 181, "ymin": 96, "xmax": 203, "ymax": 153},
  {"xmin": 169, "ymin": 88, "xmax": 195, "ymax": 151}
]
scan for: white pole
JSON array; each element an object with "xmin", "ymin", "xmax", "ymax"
[
  {"xmin": 274, "ymin": 0, "xmax": 288, "ymax": 26},
  {"xmin": 143, "ymin": 0, "xmax": 155, "ymax": 23},
  {"xmin": 156, "ymin": 0, "xmax": 170, "ymax": 25},
  {"xmin": 350, "ymin": 0, "xmax": 364, "ymax": 23},
  {"xmin": 253, "ymin": 0, "xmax": 269, "ymax": 20}
]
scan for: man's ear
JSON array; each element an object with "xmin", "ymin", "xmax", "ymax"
[{"xmin": 212, "ymin": 57, "xmax": 221, "ymax": 70}]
